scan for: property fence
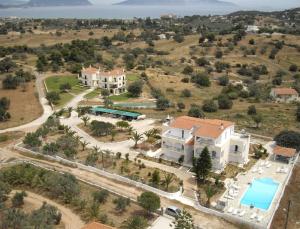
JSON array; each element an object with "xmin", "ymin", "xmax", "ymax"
[
  {"xmin": 15, "ymin": 142, "xmax": 287, "ymax": 229},
  {"xmin": 14, "ymin": 143, "xmax": 182, "ymax": 200}
]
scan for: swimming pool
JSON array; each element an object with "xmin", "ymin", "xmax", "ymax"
[{"xmin": 240, "ymin": 178, "xmax": 279, "ymax": 210}]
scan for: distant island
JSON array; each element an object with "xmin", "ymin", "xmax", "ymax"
[
  {"xmin": 116, "ymin": 0, "xmax": 236, "ymax": 6},
  {"xmin": 27, "ymin": 0, "xmax": 92, "ymax": 6},
  {"xmin": 0, "ymin": 0, "xmax": 92, "ymax": 7}
]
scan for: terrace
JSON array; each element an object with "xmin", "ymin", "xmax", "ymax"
[{"xmin": 216, "ymin": 154, "xmax": 298, "ymax": 228}]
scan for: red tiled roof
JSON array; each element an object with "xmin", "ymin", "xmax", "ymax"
[
  {"xmin": 273, "ymin": 145, "xmax": 296, "ymax": 157},
  {"xmin": 99, "ymin": 68, "xmax": 125, "ymax": 77},
  {"xmin": 170, "ymin": 116, "xmax": 234, "ymax": 139},
  {"xmin": 272, "ymin": 88, "xmax": 298, "ymax": 96},
  {"xmin": 82, "ymin": 222, "xmax": 116, "ymax": 229},
  {"xmin": 82, "ymin": 66, "xmax": 99, "ymax": 74}
]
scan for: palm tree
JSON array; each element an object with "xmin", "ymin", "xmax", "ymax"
[
  {"xmin": 128, "ymin": 126, "xmax": 134, "ymax": 135},
  {"xmin": 164, "ymin": 173, "xmax": 175, "ymax": 191},
  {"xmin": 111, "ymin": 129, "xmax": 117, "ymax": 141},
  {"xmin": 80, "ymin": 140, "xmax": 89, "ymax": 151},
  {"xmin": 67, "ymin": 107, "xmax": 73, "ymax": 117},
  {"xmin": 74, "ymin": 135, "xmax": 82, "ymax": 143},
  {"xmin": 130, "ymin": 131, "xmax": 144, "ymax": 148},
  {"xmin": 81, "ymin": 116, "xmax": 90, "ymax": 126},
  {"xmin": 64, "ymin": 126, "xmax": 71, "ymax": 134},
  {"xmin": 204, "ymin": 185, "xmax": 217, "ymax": 207},
  {"xmin": 144, "ymin": 130, "xmax": 153, "ymax": 141}
]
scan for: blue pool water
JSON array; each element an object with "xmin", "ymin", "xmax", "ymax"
[{"xmin": 240, "ymin": 178, "xmax": 279, "ymax": 210}]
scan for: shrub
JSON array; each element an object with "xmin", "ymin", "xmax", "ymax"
[
  {"xmin": 274, "ymin": 130, "xmax": 300, "ymax": 151},
  {"xmin": 215, "ymin": 50, "xmax": 223, "ymax": 59},
  {"xmin": 128, "ymin": 80, "xmax": 143, "ymax": 97},
  {"xmin": 218, "ymin": 75, "xmax": 229, "ymax": 86},
  {"xmin": 46, "ymin": 91, "xmax": 60, "ymax": 105},
  {"xmin": 196, "ymin": 57, "xmax": 210, "ymax": 66},
  {"xmin": 177, "ymin": 102, "xmax": 185, "ymax": 111},
  {"xmin": 181, "ymin": 89, "xmax": 192, "ymax": 97},
  {"xmin": 182, "ymin": 66, "xmax": 193, "ymax": 75},
  {"xmin": 289, "ymin": 64, "xmax": 298, "ymax": 72},
  {"xmin": 138, "ymin": 192, "xmax": 160, "ymax": 213},
  {"xmin": 218, "ymin": 95, "xmax": 233, "ymax": 109},
  {"xmin": 202, "ymin": 100, "xmax": 218, "ymax": 112},
  {"xmin": 188, "ymin": 105, "xmax": 205, "ymax": 118},
  {"xmin": 156, "ymin": 97, "xmax": 169, "ymax": 110},
  {"xmin": 191, "ymin": 73, "xmax": 211, "ymax": 87},
  {"xmin": 93, "ymin": 190, "xmax": 109, "ymax": 204},
  {"xmin": 247, "ymin": 105, "xmax": 257, "ymax": 115},
  {"xmin": 181, "ymin": 77, "xmax": 189, "ymax": 83}
]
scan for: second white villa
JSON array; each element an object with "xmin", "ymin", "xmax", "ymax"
[
  {"xmin": 79, "ymin": 66, "xmax": 126, "ymax": 95},
  {"xmin": 161, "ymin": 116, "xmax": 251, "ymax": 171}
]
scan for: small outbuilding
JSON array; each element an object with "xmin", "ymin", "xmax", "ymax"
[
  {"xmin": 273, "ymin": 145, "xmax": 297, "ymax": 163},
  {"xmin": 270, "ymin": 88, "xmax": 299, "ymax": 103}
]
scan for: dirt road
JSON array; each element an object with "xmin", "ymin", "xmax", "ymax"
[
  {"xmin": 3, "ymin": 147, "xmax": 239, "ymax": 229},
  {"xmin": 10, "ymin": 190, "xmax": 84, "ymax": 229}
]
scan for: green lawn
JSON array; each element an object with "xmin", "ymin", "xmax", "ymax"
[
  {"xmin": 109, "ymin": 92, "xmax": 130, "ymax": 101},
  {"xmin": 84, "ymin": 88, "xmax": 101, "ymax": 99},
  {"xmin": 45, "ymin": 75, "xmax": 81, "ymax": 92},
  {"xmin": 127, "ymin": 73, "xmax": 139, "ymax": 82},
  {"xmin": 45, "ymin": 75, "xmax": 88, "ymax": 108}
]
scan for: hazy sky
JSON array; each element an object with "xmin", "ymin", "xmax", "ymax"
[{"xmin": 90, "ymin": 0, "xmax": 300, "ymax": 10}]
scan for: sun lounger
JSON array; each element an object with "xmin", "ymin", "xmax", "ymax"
[
  {"xmin": 276, "ymin": 168, "xmax": 281, "ymax": 173},
  {"xmin": 258, "ymin": 168, "xmax": 264, "ymax": 174},
  {"xmin": 260, "ymin": 161, "xmax": 266, "ymax": 166},
  {"xmin": 224, "ymin": 195, "xmax": 235, "ymax": 200},
  {"xmin": 250, "ymin": 213, "xmax": 257, "ymax": 220},
  {"xmin": 227, "ymin": 207, "xmax": 233, "ymax": 213},
  {"xmin": 239, "ymin": 210, "xmax": 246, "ymax": 217},
  {"xmin": 252, "ymin": 168, "xmax": 258, "ymax": 173},
  {"xmin": 229, "ymin": 190, "xmax": 238, "ymax": 197},
  {"xmin": 283, "ymin": 168, "xmax": 289, "ymax": 173},
  {"xmin": 266, "ymin": 163, "xmax": 271, "ymax": 168},
  {"xmin": 232, "ymin": 184, "xmax": 241, "ymax": 190},
  {"xmin": 232, "ymin": 209, "xmax": 239, "ymax": 215},
  {"xmin": 257, "ymin": 215, "xmax": 263, "ymax": 222}
]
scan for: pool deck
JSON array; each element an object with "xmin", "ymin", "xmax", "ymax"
[{"xmin": 219, "ymin": 155, "xmax": 297, "ymax": 228}]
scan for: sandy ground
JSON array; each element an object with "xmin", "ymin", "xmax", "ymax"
[
  {"xmin": 1, "ymin": 147, "xmax": 239, "ymax": 229},
  {"xmin": 10, "ymin": 190, "xmax": 84, "ymax": 229}
]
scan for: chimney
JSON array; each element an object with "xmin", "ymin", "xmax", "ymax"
[{"xmin": 220, "ymin": 123, "xmax": 224, "ymax": 130}]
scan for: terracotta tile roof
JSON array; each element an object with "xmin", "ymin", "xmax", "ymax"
[
  {"xmin": 273, "ymin": 145, "xmax": 296, "ymax": 157},
  {"xmin": 99, "ymin": 68, "xmax": 125, "ymax": 77},
  {"xmin": 272, "ymin": 88, "xmax": 298, "ymax": 96},
  {"xmin": 82, "ymin": 222, "xmax": 116, "ymax": 229},
  {"xmin": 82, "ymin": 66, "xmax": 99, "ymax": 74},
  {"xmin": 170, "ymin": 116, "xmax": 234, "ymax": 139}
]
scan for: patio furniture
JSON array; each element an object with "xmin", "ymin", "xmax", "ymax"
[
  {"xmin": 227, "ymin": 207, "xmax": 233, "ymax": 213},
  {"xmin": 257, "ymin": 215, "xmax": 263, "ymax": 222},
  {"xmin": 239, "ymin": 210, "xmax": 246, "ymax": 217},
  {"xmin": 224, "ymin": 195, "xmax": 235, "ymax": 200},
  {"xmin": 252, "ymin": 167, "xmax": 258, "ymax": 173},
  {"xmin": 232, "ymin": 209, "xmax": 239, "ymax": 215},
  {"xmin": 250, "ymin": 213, "xmax": 257, "ymax": 220}
]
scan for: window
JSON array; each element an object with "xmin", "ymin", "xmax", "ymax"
[
  {"xmin": 235, "ymin": 145, "xmax": 239, "ymax": 152},
  {"xmin": 212, "ymin": 151, "xmax": 217, "ymax": 158}
]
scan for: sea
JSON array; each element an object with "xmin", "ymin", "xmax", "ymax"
[{"xmin": 0, "ymin": 4, "xmax": 240, "ymax": 19}]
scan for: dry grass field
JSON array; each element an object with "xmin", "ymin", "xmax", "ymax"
[
  {"xmin": 0, "ymin": 82, "xmax": 42, "ymax": 130},
  {"xmin": 0, "ymin": 28, "xmax": 140, "ymax": 47}
]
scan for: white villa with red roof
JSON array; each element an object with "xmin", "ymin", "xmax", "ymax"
[
  {"xmin": 161, "ymin": 116, "xmax": 251, "ymax": 171},
  {"xmin": 79, "ymin": 66, "xmax": 126, "ymax": 95},
  {"xmin": 270, "ymin": 87, "xmax": 299, "ymax": 103}
]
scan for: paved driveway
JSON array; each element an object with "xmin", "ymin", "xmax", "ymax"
[{"xmin": 149, "ymin": 216, "xmax": 173, "ymax": 229}]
